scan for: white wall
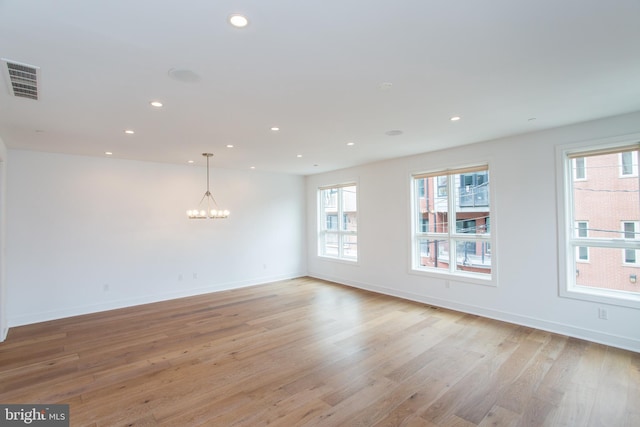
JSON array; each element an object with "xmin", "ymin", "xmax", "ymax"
[
  {"xmin": 6, "ymin": 150, "xmax": 306, "ymax": 327},
  {"xmin": 0, "ymin": 137, "xmax": 6, "ymax": 341},
  {"xmin": 306, "ymin": 111, "xmax": 640, "ymax": 352}
]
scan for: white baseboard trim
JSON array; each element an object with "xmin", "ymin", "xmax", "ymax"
[
  {"xmin": 310, "ymin": 273, "xmax": 640, "ymax": 353},
  {"xmin": 0, "ymin": 325, "xmax": 7, "ymax": 342},
  {"xmin": 8, "ymin": 273, "xmax": 305, "ymax": 328}
]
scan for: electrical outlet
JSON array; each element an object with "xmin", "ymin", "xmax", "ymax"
[
  {"xmin": 598, "ymin": 308, "xmax": 608, "ymax": 320},
  {"xmin": 178, "ymin": 274, "xmax": 183, "ymax": 281},
  {"xmin": 193, "ymin": 273, "xmax": 198, "ymax": 280},
  {"xmin": 103, "ymin": 283, "xmax": 109, "ymax": 292},
  {"xmin": 445, "ymin": 280, "xmax": 450, "ymax": 288}
]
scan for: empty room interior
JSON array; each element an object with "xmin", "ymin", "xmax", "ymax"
[{"xmin": 0, "ymin": 1, "xmax": 639, "ymax": 426}]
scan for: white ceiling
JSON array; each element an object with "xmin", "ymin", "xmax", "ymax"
[{"xmin": 1, "ymin": 1, "xmax": 639, "ymax": 175}]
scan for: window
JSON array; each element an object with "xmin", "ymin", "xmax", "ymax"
[
  {"xmin": 576, "ymin": 221, "xmax": 589, "ymax": 261},
  {"xmin": 623, "ymin": 222, "xmax": 638, "ymax": 265},
  {"xmin": 412, "ymin": 165, "xmax": 492, "ymax": 281},
  {"xmin": 620, "ymin": 151, "xmax": 638, "ymax": 177},
  {"xmin": 573, "ymin": 157, "xmax": 586, "ymax": 180},
  {"xmin": 318, "ymin": 184, "xmax": 357, "ymax": 260},
  {"xmin": 559, "ymin": 142, "xmax": 640, "ymax": 307}
]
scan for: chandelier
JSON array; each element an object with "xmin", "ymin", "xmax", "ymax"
[{"xmin": 186, "ymin": 153, "xmax": 230, "ymax": 219}]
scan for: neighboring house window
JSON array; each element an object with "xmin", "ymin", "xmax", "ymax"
[
  {"xmin": 573, "ymin": 157, "xmax": 586, "ymax": 180},
  {"xmin": 318, "ymin": 184, "xmax": 357, "ymax": 260},
  {"xmin": 620, "ymin": 151, "xmax": 638, "ymax": 177},
  {"xmin": 576, "ymin": 221, "xmax": 589, "ymax": 261},
  {"xmin": 412, "ymin": 165, "xmax": 492, "ymax": 281},
  {"xmin": 623, "ymin": 221, "xmax": 638, "ymax": 265},
  {"xmin": 559, "ymin": 142, "xmax": 640, "ymax": 308}
]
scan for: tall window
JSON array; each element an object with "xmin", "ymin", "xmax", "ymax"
[
  {"xmin": 560, "ymin": 142, "xmax": 640, "ymax": 307},
  {"xmin": 412, "ymin": 165, "xmax": 492, "ymax": 280},
  {"xmin": 318, "ymin": 184, "xmax": 357, "ymax": 261}
]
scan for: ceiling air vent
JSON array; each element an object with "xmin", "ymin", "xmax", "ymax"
[{"xmin": 1, "ymin": 58, "xmax": 39, "ymax": 100}]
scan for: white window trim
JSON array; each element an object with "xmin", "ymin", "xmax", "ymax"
[
  {"xmin": 410, "ymin": 164, "xmax": 495, "ymax": 286},
  {"xmin": 317, "ymin": 182, "xmax": 358, "ymax": 262},
  {"xmin": 556, "ymin": 135, "xmax": 640, "ymax": 309}
]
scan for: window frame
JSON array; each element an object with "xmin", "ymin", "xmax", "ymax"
[
  {"xmin": 410, "ymin": 164, "xmax": 494, "ymax": 285},
  {"xmin": 317, "ymin": 182, "xmax": 358, "ymax": 262},
  {"xmin": 556, "ymin": 136, "xmax": 640, "ymax": 309}
]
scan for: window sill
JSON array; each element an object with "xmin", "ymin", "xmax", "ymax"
[
  {"xmin": 560, "ymin": 286, "xmax": 640, "ymax": 309},
  {"xmin": 317, "ymin": 255, "xmax": 359, "ymax": 265},
  {"xmin": 409, "ymin": 267, "xmax": 496, "ymax": 287}
]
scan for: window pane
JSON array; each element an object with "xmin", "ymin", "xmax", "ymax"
[
  {"xmin": 343, "ymin": 235, "xmax": 357, "ymax": 259},
  {"xmin": 574, "ymin": 157, "xmax": 586, "ymax": 179},
  {"xmin": 458, "ymin": 172, "xmax": 489, "ymax": 207},
  {"xmin": 322, "ymin": 233, "xmax": 339, "ymax": 257},
  {"xmin": 572, "ymin": 152, "xmax": 639, "ymax": 240},
  {"xmin": 417, "ymin": 239, "xmax": 449, "ymax": 271},
  {"xmin": 454, "ymin": 239, "xmax": 491, "ymax": 275},
  {"xmin": 623, "ymin": 222, "xmax": 635, "ymax": 239},
  {"xmin": 569, "ymin": 146, "xmax": 640, "ymax": 297},
  {"xmin": 624, "ymin": 248, "xmax": 636, "ymax": 264},
  {"xmin": 622, "ymin": 152, "xmax": 633, "ymax": 175},
  {"xmin": 455, "ymin": 172, "xmax": 489, "ymax": 236},
  {"xmin": 574, "ymin": 246, "xmax": 639, "ymax": 293},
  {"xmin": 415, "ymin": 176, "xmax": 448, "ymax": 233},
  {"xmin": 326, "ymin": 214, "xmax": 338, "ymax": 230},
  {"xmin": 434, "ymin": 175, "xmax": 449, "ymax": 232}
]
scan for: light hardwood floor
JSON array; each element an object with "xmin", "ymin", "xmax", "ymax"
[{"xmin": 0, "ymin": 277, "xmax": 638, "ymax": 426}]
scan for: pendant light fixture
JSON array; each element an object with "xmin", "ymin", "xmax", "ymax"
[{"xmin": 186, "ymin": 153, "xmax": 230, "ymax": 219}]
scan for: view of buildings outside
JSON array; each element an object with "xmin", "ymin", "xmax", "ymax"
[
  {"xmin": 572, "ymin": 149, "xmax": 639, "ymax": 293},
  {"xmin": 415, "ymin": 170, "xmax": 491, "ymax": 275}
]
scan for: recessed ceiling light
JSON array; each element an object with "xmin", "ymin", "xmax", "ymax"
[
  {"xmin": 385, "ymin": 130, "xmax": 403, "ymax": 136},
  {"xmin": 528, "ymin": 117, "xmax": 537, "ymax": 122},
  {"xmin": 150, "ymin": 101, "xmax": 163, "ymax": 108},
  {"xmin": 270, "ymin": 127, "xmax": 280, "ymax": 131},
  {"xmin": 168, "ymin": 68, "xmax": 200, "ymax": 83},
  {"xmin": 124, "ymin": 129, "xmax": 135, "ymax": 134},
  {"xmin": 296, "ymin": 154, "xmax": 303, "ymax": 158},
  {"xmin": 450, "ymin": 116, "xmax": 461, "ymax": 122},
  {"xmin": 187, "ymin": 160, "xmax": 194, "ymax": 164},
  {"xmin": 380, "ymin": 82, "xmax": 393, "ymax": 90},
  {"xmin": 226, "ymin": 144, "xmax": 234, "ymax": 148},
  {"xmin": 229, "ymin": 14, "xmax": 248, "ymax": 28},
  {"xmin": 346, "ymin": 141, "xmax": 355, "ymax": 146},
  {"xmin": 250, "ymin": 166, "xmax": 256, "ymax": 169},
  {"xmin": 105, "ymin": 151, "xmax": 113, "ymax": 156}
]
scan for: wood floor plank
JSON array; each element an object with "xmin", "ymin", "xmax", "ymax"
[{"xmin": 0, "ymin": 277, "xmax": 636, "ymax": 426}]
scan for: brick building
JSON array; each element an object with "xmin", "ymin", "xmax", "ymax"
[{"xmin": 573, "ymin": 150, "xmax": 639, "ymax": 292}]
